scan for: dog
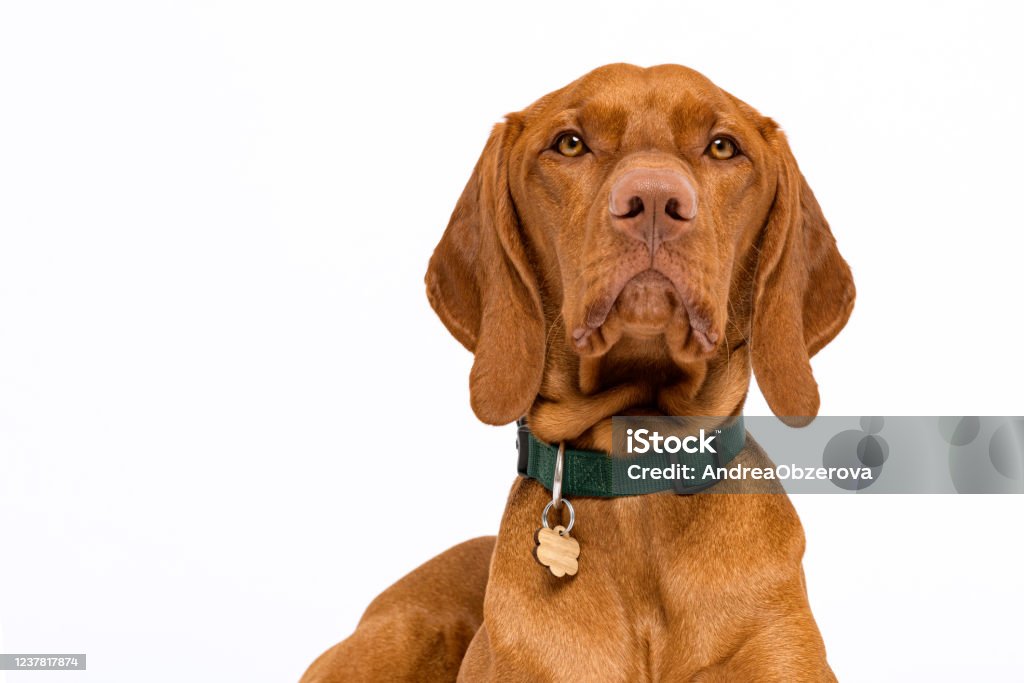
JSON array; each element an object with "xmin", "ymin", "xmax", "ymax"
[{"xmin": 301, "ymin": 63, "xmax": 854, "ymax": 682}]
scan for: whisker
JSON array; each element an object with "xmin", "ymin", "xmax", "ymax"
[{"xmin": 544, "ymin": 311, "xmax": 565, "ymax": 353}]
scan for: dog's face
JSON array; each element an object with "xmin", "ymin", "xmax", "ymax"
[
  {"xmin": 512, "ymin": 66, "xmax": 767, "ymax": 361},
  {"xmin": 427, "ymin": 64, "xmax": 854, "ymax": 447}
]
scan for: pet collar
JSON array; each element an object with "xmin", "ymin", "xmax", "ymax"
[{"xmin": 517, "ymin": 416, "xmax": 746, "ymax": 497}]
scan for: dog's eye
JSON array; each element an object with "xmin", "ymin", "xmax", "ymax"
[
  {"xmin": 555, "ymin": 133, "xmax": 589, "ymax": 157},
  {"xmin": 706, "ymin": 137, "xmax": 738, "ymax": 160}
]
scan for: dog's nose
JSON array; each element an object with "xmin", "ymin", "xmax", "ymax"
[{"xmin": 608, "ymin": 168, "xmax": 697, "ymax": 247}]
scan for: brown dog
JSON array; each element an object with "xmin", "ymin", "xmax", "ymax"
[{"xmin": 302, "ymin": 63, "xmax": 854, "ymax": 682}]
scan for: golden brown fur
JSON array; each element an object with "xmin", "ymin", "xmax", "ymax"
[{"xmin": 301, "ymin": 63, "xmax": 854, "ymax": 682}]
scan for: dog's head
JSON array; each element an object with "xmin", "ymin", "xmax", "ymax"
[{"xmin": 426, "ymin": 64, "xmax": 854, "ymax": 446}]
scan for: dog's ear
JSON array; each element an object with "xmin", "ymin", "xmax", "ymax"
[
  {"xmin": 750, "ymin": 123, "xmax": 855, "ymax": 426},
  {"xmin": 425, "ymin": 119, "xmax": 545, "ymax": 425}
]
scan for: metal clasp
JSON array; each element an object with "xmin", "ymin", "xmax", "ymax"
[{"xmin": 552, "ymin": 442, "xmax": 566, "ymax": 509}]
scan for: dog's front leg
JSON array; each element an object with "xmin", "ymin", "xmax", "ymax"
[
  {"xmin": 300, "ymin": 536, "xmax": 494, "ymax": 683},
  {"xmin": 696, "ymin": 610, "xmax": 837, "ymax": 683}
]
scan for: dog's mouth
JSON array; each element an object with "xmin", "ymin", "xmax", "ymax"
[
  {"xmin": 604, "ymin": 270, "xmax": 679, "ymax": 332},
  {"xmin": 572, "ymin": 268, "xmax": 719, "ymax": 357}
]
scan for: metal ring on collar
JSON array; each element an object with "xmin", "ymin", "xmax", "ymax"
[
  {"xmin": 552, "ymin": 442, "xmax": 565, "ymax": 509},
  {"xmin": 541, "ymin": 499, "xmax": 575, "ymax": 535}
]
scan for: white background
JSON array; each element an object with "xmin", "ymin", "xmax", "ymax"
[{"xmin": 1, "ymin": 1, "xmax": 1023, "ymax": 681}]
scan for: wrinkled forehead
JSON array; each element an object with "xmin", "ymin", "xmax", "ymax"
[{"xmin": 520, "ymin": 64, "xmax": 756, "ymax": 147}]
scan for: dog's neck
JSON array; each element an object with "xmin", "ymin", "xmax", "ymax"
[{"xmin": 527, "ymin": 343, "xmax": 751, "ymax": 453}]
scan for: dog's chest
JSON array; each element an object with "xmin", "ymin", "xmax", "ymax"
[{"xmin": 481, "ymin": 476, "xmax": 808, "ymax": 680}]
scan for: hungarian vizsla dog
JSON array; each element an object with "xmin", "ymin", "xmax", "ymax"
[{"xmin": 302, "ymin": 63, "xmax": 854, "ymax": 682}]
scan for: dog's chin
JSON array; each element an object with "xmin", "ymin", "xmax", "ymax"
[
  {"xmin": 611, "ymin": 270, "xmax": 680, "ymax": 335},
  {"xmin": 571, "ymin": 270, "xmax": 719, "ymax": 360}
]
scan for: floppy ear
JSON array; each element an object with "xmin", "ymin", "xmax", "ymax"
[
  {"xmin": 750, "ymin": 124, "xmax": 855, "ymax": 425},
  {"xmin": 425, "ymin": 119, "xmax": 545, "ymax": 425}
]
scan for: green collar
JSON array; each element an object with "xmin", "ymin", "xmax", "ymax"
[{"xmin": 517, "ymin": 416, "xmax": 746, "ymax": 497}]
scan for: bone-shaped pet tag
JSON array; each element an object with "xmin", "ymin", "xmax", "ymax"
[{"xmin": 534, "ymin": 524, "xmax": 580, "ymax": 577}]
